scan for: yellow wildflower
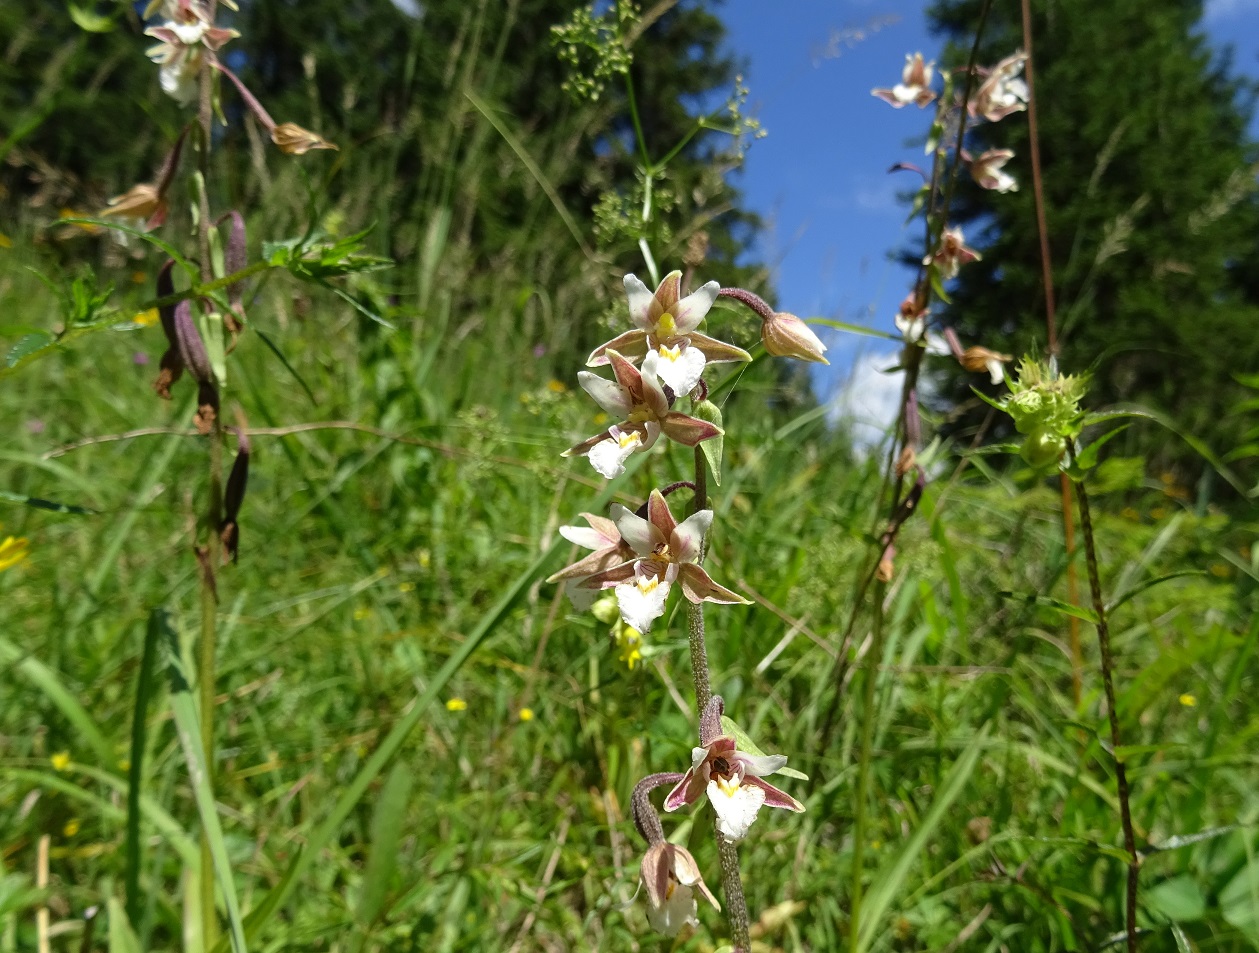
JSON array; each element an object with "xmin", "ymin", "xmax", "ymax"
[
  {"xmin": 546, "ymin": 379, "xmax": 568, "ymax": 394},
  {"xmin": 353, "ymin": 607, "xmax": 371, "ymax": 621},
  {"xmin": 0, "ymin": 233, "xmax": 12, "ymax": 249},
  {"xmin": 0, "ymin": 535, "xmax": 29, "ymax": 571},
  {"xmin": 613, "ymin": 620, "xmax": 643, "ymax": 670},
  {"xmin": 134, "ymin": 308, "xmax": 160, "ymax": 326},
  {"xmin": 63, "ymin": 819, "xmax": 81, "ymax": 837},
  {"xmin": 445, "ymin": 698, "xmax": 467, "ymax": 712},
  {"xmin": 518, "ymin": 708, "xmax": 534, "ymax": 722},
  {"xmin": 1179, "ymin": 694, "xmax": 1197, "ymax": 708},
  {"xmin": 50, "ymin": 752, "xmax": 71, "ymax": 772},
  {"xmin": 398, "ymin": 581, "xmax": 415, "ymax": 593}
]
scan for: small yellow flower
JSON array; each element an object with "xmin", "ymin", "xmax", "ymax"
[
  {"xmin": 0, "ymin": 535, "xmax": 29, "ymax": 571},
  {"xmin": 418, "ymin": 549, "xmax": 432, "ymax": 570},
  {"xmin": 445, "ymin": 698, "xmax": 467, "ymax": 712},
  {"xmin": 353, "ymin": 607, "xmax": 371, "ymax": 621},
  {"xmin": 546, "ymin": 379, "xmax": 568, "ymax": 394},
  {"xmin": 613, "ymin": 620, "xmax": 643, "ymax": 670},
  {"xmin": 50, "ymin": 752, "xmax": 71, "ymax": 772},
  {"xmin": 592, "ymin": 412, "xmax": 609, "ymax": 426},
  {"xmin": 134, "ymin": 308, "xmax": 160, "ymax": 326},
  {"xmin": 131, "ymin": 270, "xmax": 148, "ymax": 284},
  {"xmin": 398, "ymin": 581, "xmax": 415, "ymax": 593},
  {"xmin": 1209, "ymin": 563, "xmax": 1230, "ymax": 578},
  {"xmin": 518, "ymin": 708, "xmax": 534, "ymax": 722},
  {"xmin": 0, "ymin": 233, "xmax": 12, "ymax": 249},
  {"xmin": 1179, "ymin": 693, "xmax": 1197, "ymax": 708},
  {"xmin": 63, "ymin": 819, "xmax": 81, "ymax": 837}
]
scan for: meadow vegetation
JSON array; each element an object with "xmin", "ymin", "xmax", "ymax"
[{"xmin": 1, "ymin": 2, "xmax": 1257, "ymax": 952}]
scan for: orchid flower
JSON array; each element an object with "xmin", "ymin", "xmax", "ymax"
[
  {"xmin": 631, "ymin": 773, "xmax": 720, "ymax": 936},
  {"xmin": 968, "ymin": 148, "xmax": 1019, "ymax": 193},
  {"xmin": 144, "ymin": 1, "xmax": 239, "ymax": 104},
  {"xmin": 562, "ymin": 350, "xmax": 722, "ymax": 479},
  {"xmin": 923, "ymin": 226, "xmax": 981, "ymax": 280},
  {"xmin": 872, "ymin": 52, "xmax": 937, "ymax": 109},
  {"xmin": 545, "ymin": 513, "xmax": 635, "ymax": 609},
  {"xmin": 581, "ymin": 489, "xmax": 747, "ymax": 633},
  {"xmin": 588, "ymin": 272, "xmax": 751, "ymax": 396},
  {"xmin": 960, "ymin": 346, "xmax": 1012, "ymax": 385},
  {"xmin": 895, "ymin": 293, "xmax": 928, "ymax": 344},
  {"xmin": 970, "ymin": 51, "xmax": 1029, "ymax": 123},
  {"xmin": 761, "ymin": 310, "xmax": 829, "ymax": 363},
  {"xmin": 664, "ymin": 696, "xmax": 804, "ymax": 841}
]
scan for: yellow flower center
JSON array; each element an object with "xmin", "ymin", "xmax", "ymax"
[
  {"xmin": 636, "ymin": 575, "xmax": 659, "ymax": 594},
  {"xmin": 616, "ymin": 429, "xmax": 643, "ymax": 449},
  {"xmin": 657, "ymin": 312, "xmax": 678, "ymax": 338},
  {"xmin": 659, "ymin": 343, "xmax": 683, "ymax": 363}
]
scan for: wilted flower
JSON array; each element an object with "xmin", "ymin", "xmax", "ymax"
[
  {"xmin": 144, "ymin": 2, "xmax": 239, "ymax": 105},
  {"xmin": 639, "ymin": 841, "xmax": 720, "ymax": 936},
  {"xmin": 581, "ymin": 489, "xmax": 747, "ymax": 633},
  {"xmin": 588, "ymin": 272, "xmax": 750, "ymax": 396},
  {"xmin": 664, "ymin": 696, "xmax": 804, "ymax": 841},
  {"xmin": 895, "ymin": 293, "xmax": 928, "ymax": 344},
  {"xmin": 968, "ymin": 148, "xmax": 1019, "ymax": 193},
  {"xmin": 101, "ymin": 184, "xmax": 167, "ymax": 231},
  {"xmin": 923, "ymin": 226, "xmax": 981, "ymax": 280},
  {"xmin": 960, "ymin": 346, "xmax": 1012, "ymax": 385},
  {"xmin": 872, "ymin": 53, "xmax": 937, "ymax": 108},
  {"xmin": 761, "ymin": 311, "xmax": 829, "ymax": 364},
  {"xmin": 271, "ymin": 122, "xmax": 339, "ymax": 156},
  {"xmin": 562, "ymin": 350, "xmax": 722, "ymax": 479},
  {"xmin": 971, "ymin": 51, "xmax": 1029, "ymax": 123}
]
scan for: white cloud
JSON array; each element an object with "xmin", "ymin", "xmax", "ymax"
[
  {"xmin": 828, "ymin": 348, "xmax": 904, "ymax": 448},
  {"xmin": 1204, "ymin": 0, "xmax": 1259, "ymax": 18}
]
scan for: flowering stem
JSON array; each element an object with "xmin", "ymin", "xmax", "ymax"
[
  {"xmin": 195, "ymin": 29, "xmax": 223, "ymax": 950},
  {"xmin": 1073, "ymin": 477, "xmax": 1139, "ymax": 951},
  {"xmin": 687, "ymin": 446, "xmax": 751, "ymax": 950}
]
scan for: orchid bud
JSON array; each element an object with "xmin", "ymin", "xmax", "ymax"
[
  {"xmin": 959, "ymin": 346, "xmax": 1012, "ymax": 385},
  {"xmin": 761, "ymin": 311, "xmax": 829, "ymax": 364},
  {"xmin": 271, "ymin": 122, "xmax": 338, "ymax": 155}
]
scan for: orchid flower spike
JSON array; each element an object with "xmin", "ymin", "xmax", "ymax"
[
  {"xmin": 563, "ymin": 350, "xmax": 722, "ymax": 480},
  {"xmin": 580, "ymin": 489, "xmax": 748, "ymax": 633},
  {"xmin": 664, "ymin": 696, "xmax": 805, "ymax": 841},
  {"xmin": 588, "ymin": 271, "xmax": 751, "ymax": 396}
]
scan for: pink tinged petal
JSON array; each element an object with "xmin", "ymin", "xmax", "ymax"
[
  {"xmin": 586, "ymin": 329, "xmax": 649, "ymax": 367},
  {"xmin": 671, "ymin": 509, "xmax": 712, "ymax": 564},
  {"xmin": 652, "ymin": 271, "xmax": 683, "ymax": 312},
  {"xmin": 612, "ymin": 503, "xmax": 665, "ymax": 556},
  {"xmin": 678, "ymin": 564, "xmax": 748, "ymax": 605},
  {"xmin": 872, "ymin": 87, "xmax": 910, "ymax": 107},
  {"xmin": 639, "ymin": 352, "xmax": 671, "ymax": 416},
  {"xmin": 743, "ymin": 775, "xmax": 806, "ymax": 813},
  {"xmin": 545, "ymin": 547, "xmax": 627, "ymax": 583},
  {"xmin": 669, "ymin": 848, "xmax": 721, "ymax": 910},
  {"xmin": 670, "ymin": 280, "xmax": 719, "ymax": 334},
  {"xmin": 640, "ymin": 844, "xmax": 672, "ymax": 910},
  {"xmin": 615, "ymin": 573, "xmax": 670, "ymax": 632},
  {"xmin": 659, "ymin": 412, "xmax": 722, "ymax": 447},
  {"xmin": 663, "ymin": 768, "xmax": 701, "ymax": 811},
  {"xmin": 624, "ymin": 274, "xmax": 659, "ymax": 330},
  {"xmin": 559, "ymin": 524, "xmax": 610, "ymax": 551},
  {"xmin": 645, "ymin": 489, "xmax": 678, "ymax": 545},
  {"xmin": 734, "ymin": 751, "xmax": 788, "ymax": 777},
  {"xmin": 707, "ymin": 777, "xmax": 766, "ymax": 841},
  {"xmin": 580, "ymin": 560, "xmax": 639, "ymax": 590},
  {"xmin": 578, "ymin": 371, "xmax": 631, "ymax": 416},
  {"xmin": 686, "ymin": 330, "xmax": 752, "ymax": 364},
  {"xmin": 605, "ymin": 349, "xmax": 644, "ymax": 395}
]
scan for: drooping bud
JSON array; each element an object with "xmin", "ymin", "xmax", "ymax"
[
  {"xmin": 220, "ymin": 412, "xmax": 251, "ymax": 562},
  {"xmin": 219, "ymin": 209, "xmax": 247, "ymax": 336},
  {"xmin": 959, "ymin": 346, "xmax": 1012, "ymax": 385},
  {"xmin": 761, "ymin": 311, "xmax": 829, "ymax": 364},
  {"xmin": 271, "ymin": 122, "xmax": 338, "ymax": 155}
]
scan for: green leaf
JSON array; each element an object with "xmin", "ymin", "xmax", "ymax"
[
  {"xmin": 107, "ymin": 898, "xmax": 142, "ymax": 953},
  {"xmin": 125, "ymin": 611, "xmax": 166, "ymax": 926},
  {"xmin": 720, "ymin": 715, "xmax": 808, "ymax": 781},
  {"xmin": 807, "ymin": 318, "xmax": 901, "ymax": 342},
  {"xmin": 6, "ymin": 332, "xmax": 55, "ymax": 368},
  {"xmin": 163, "ymin": 614, "xmax": 249, "ymax": 953},
  {"xmin": 1220, "ymin": 853, "xmax": 1259, "ymax": 940},
  {"xmin": 69, "ymin": 3, "xmax": 114, "ymax": 32},
  {"xmin": 355, "ymin": 763, "xmax": 413, "ymax": 926},
  {"xmin": 1074, "ymin": 424, "xmax": 1130, "ymax": 472},
  {"xmin": 0, "ymin": 489, "xmax": 96, "ymax": 515},
  {"xmin": 998, "ymin": 590, "xmax": 1099, "ymax": 624},
  {"xmin": 1106, "ymin": 570, "xmax": 1206, "ymax": 615},
  {"xmin": 693, "ymin": 399, "xmax": 723, "ymax": 486},
  {"xmin": 927, "ymin": 263, "xmax": 952, "ymax": 304},
  {"xmin": 1145, "ymin": 875, "xmax": 1206, "ymax": 922}
]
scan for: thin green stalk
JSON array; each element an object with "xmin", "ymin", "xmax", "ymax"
[
  {"xmin": 1074, "ymin": 478, "xmax": 1139, "ymax": 951},
  {"xmin": 848, "ymin": 580, "xmax": 886, "ymax": 952},
  {"xmin": 688, "ymin": 447, "xmax": 750, "ymax": 950}
]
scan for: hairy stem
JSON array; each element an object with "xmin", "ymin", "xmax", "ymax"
[
  {"xmin": 688, "ymin": 446, "xmax": 750, "ymax": 950},
  {"xmin": 1075, "ymin": 478, "xmax": 1139, "ymax": 951},
  {"xmin": 195, "ymin": 29, "xmax": 223, "ymax": 950}
]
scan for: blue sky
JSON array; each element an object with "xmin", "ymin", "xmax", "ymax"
[{"xmin": 718, "ymin": 0, "xmax": 1259, "ymax": 432}]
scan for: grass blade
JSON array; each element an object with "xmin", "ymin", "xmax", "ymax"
[{"xmin": 124, "ymin": 610, "xmax": 165, "ymax": 926}]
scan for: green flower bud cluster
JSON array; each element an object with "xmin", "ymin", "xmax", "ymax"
[{"xmin": 1001, "ymin": 357, "xmax": 1090, "ymax": 470}]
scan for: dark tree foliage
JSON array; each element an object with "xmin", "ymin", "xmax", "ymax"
[{"xmin": 927, "ymin": 0, "xmax": 1259, "ymax": 485}]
